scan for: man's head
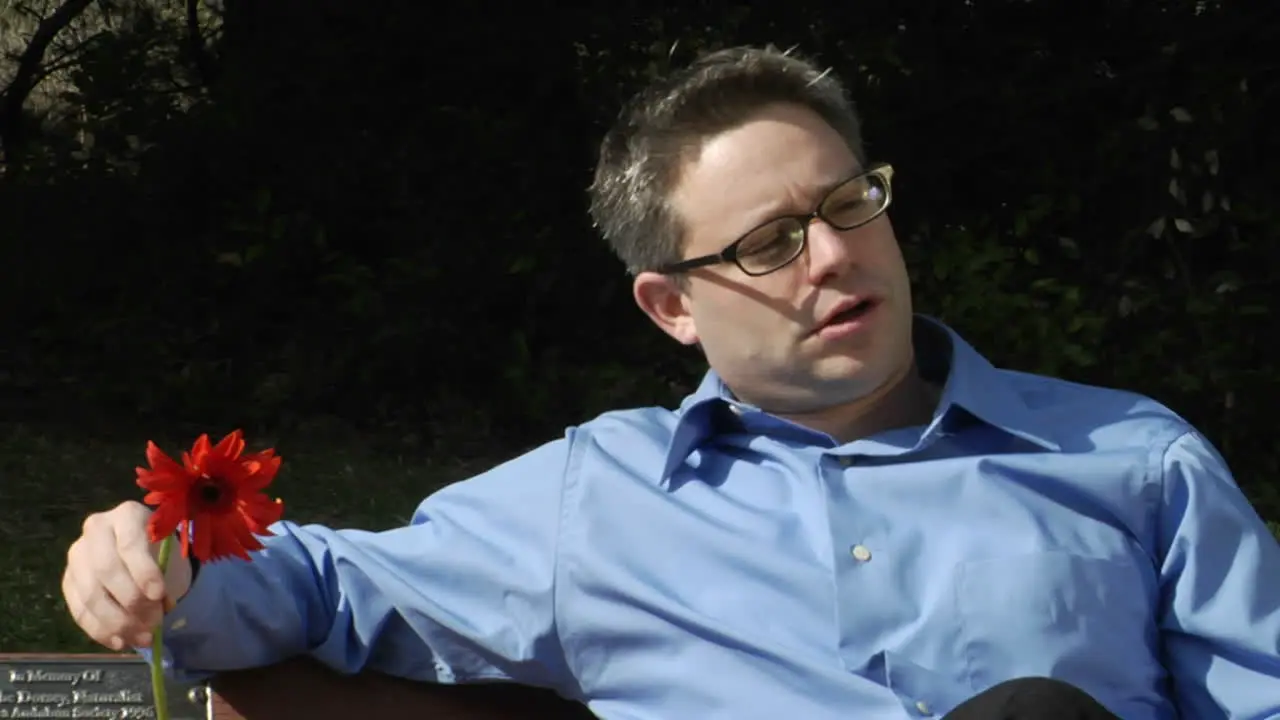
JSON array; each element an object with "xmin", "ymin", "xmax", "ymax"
[{"xmin": 589, "ymin": 46, "xmax": 916, "ymax": 420}]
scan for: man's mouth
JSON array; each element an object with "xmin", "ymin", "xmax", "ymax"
[
  {"xmin": 811, "ymin": 297, "xmax": 881, "ymax": 339},
  {"xmin": 825, "ymin": 299, "xmax": 877, "ymax": 326}
]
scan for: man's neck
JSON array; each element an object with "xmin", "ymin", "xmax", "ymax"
[{"xmin": 776, "ymin": 363, "xmax": 942, "ymax": 444}]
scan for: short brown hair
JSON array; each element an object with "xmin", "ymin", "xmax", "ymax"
[{"xmin": 588, "ymin": 45, "xmax": 866, "ymax": 275}]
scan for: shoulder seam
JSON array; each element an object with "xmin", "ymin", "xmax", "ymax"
[
  {"xmin": 551, "ymin": 426, "xmax": 587, "ymax": 700},
  {"xmin": 1150, "ymin": 427, "xmax": 1197, "ymax": 567}
]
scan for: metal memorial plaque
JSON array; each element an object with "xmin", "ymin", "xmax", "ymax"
[{"xmin": 0, "ymin": 655, "xmax": 212, "ymax": 720}]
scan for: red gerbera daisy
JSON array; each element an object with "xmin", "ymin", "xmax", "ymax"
[{"xmin": 136, "ymin": 430, "xmax": 285, "ymax": 562}]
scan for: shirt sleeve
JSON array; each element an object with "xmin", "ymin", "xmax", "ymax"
[
  {"xmin": 143, "ymin": 433, "xmax": 577, "ymax": 695},
  {"xmin": 1157, "ymin": 429, "xmax": 1280, "ymax": 718}
]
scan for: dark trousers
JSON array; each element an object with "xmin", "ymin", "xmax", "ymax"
[{"xmin": 944, "ymin": 677, "xmax": 1122, "ymax": 719}]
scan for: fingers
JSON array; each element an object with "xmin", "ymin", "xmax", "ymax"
[
  {"xmin": 65, "ymin": 539, "xmax": 134, "ymax": 649},
  {"xmin": 114, "ymin": 510, "xmax": 167, "ymax": 602},
  {"xmin": 99, "ymin": 549, "xmax": 164, "ymax": 640},
  {"xmin": 63, "ymin": 502, "xmax": 166, "ymax": 650},
  {"xmin": 62, "ymin": 563, "xmax": 134, "ymax": 650}
]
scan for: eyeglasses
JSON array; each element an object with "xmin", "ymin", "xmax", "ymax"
[{"xmin": 656, "ymin": 163, "xmax": 895, "ymax": 277}]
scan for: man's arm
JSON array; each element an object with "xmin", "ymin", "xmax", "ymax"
[
  {"xmin": 1157, "ymin": 429, "xmax": 1280, "ymax": 718},
  {"xmin": 148, "ymin": 435, "xmax": 576, "ymax": 695}
]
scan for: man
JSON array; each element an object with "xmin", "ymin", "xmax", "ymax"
[{"xmin": 62, "ymin": 46, "xmax": 1280, "ymax": 719}]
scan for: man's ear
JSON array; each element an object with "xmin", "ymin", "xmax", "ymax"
[{"xmin": 633, "ymin": 271, "xmax": 699, "ymax": 345}]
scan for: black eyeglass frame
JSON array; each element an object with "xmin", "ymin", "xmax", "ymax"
[{"xmin": 655, "ymin": 163, "xmax": 896, "ymax": 278}]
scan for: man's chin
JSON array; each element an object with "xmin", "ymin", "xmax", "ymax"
[
  {"xmin": 808, "ymin": 358, "xmax": 905, "ymax": 399},
  {"xmin": 809, "ymin": 355, "xmax": 873, "ymax": 383}
]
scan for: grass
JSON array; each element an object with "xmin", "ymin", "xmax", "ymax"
[{"xmin": 0, "ymin": 422, "xmax": 493, "ymax": 653}]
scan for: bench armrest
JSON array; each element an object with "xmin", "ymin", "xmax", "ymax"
[{"xmin": 209, "ymin": 657, "xmax": 595, "ymax": 719}]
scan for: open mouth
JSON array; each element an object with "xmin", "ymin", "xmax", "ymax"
[
  {"xmin": 826, "ymin": 298, "xmax": 877, "ymax": 326},
  {"xmin": 811, "ymin": 298, "xmax": 880, "ymax": 339}
]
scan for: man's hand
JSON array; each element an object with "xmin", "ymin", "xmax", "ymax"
[{"xmin": 62, "ymin": 501, "xmax": 193, "ymax": 650}]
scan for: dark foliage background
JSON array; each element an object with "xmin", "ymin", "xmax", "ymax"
[{"xmin": 2, "ymin": 1, "xmax": 1276, "ymax": 513}]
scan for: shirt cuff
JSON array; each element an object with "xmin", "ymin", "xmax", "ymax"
[{"xmin": 134, "ymin": 557, "xmax": 221, "ymax": 684}]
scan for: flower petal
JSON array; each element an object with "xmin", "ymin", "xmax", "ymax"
[
  {"xmin": 178, "ymin": 519, "xmax": 191, "ymax": 558},
  {"xmin": 192, "ymin": 514, "xmax": 214, "ymax": 561},
  {"xmin": 237, "ymin": 494, "xmax": 284, "ymax": 533},
  {"xmin": 209, "ymin": 515, "xmax": 253, "ymax": 562},
  {"xmin": 144, "ymin": 442, "xmax": 188, "ymax": 477},
  {"xmin": 145, "ymin": 500, "xmax": 185, "ymax": 544},
  {"xmin": 135, "ymin": 467, "xmax": 190, "ymax": 494},
  {"xmin": 213, "ymin": 430, "xmax": 246, "ymax": 461},
  {"xmin": 140, "ymin": 489, "xmax": 185, "ymax": 508},
  {"xmin": 228, "ymin": 519, "xmax": 265, "ymax": 557},
  {"xmin": 239, "ymin": 451, "xmax": 283, "ymax": 491},
  {"xmin": 188, "ymin": 434, "xmax": 212, "ymax": 473}
]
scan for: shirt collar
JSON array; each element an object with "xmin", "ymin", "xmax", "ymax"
[
  {"xmin": 661, "ymin": 373, "xmax": 743, "ymax": 481},
  {"xmin": 919, "ymin": 315, "xmax": 1060, "ymax": 452},
  {"xmin": 661, "ymin": 315, "xmax": 1060, "ymax": 480}
]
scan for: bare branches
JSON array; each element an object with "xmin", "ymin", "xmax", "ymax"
[
  {"xmin": 0, "ymin": 0, "xmax": 94, "ymax": 160},
  {"xmin": 184, "ymin": 0, "xmax": 216, "ymax": 88}
]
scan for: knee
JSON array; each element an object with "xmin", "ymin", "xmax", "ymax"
[
  {"xmin": 986, "ymin": 676, "xmax": 1097, "ymax": 701},
  {"xmin": 946, "ymin": 676, "xmax": 1119, "ymax": 719}
]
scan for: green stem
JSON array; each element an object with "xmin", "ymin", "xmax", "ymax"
[{"xmin": 150, "ymin": 535, "xmax": 173, "ymax": 720}]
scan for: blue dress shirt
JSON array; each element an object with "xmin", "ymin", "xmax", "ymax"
[{"xmin": 152, "ymin": 317, "xmax": 1280, "ymax": 719}]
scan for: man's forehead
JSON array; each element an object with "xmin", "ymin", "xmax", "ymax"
[
  {"xmin": 712, "ymin": 164, "xmax": 861, "ymax": 215},
  {"xmin": 669, "ymin": 109, "xmax": 858, "ymax": 237}
]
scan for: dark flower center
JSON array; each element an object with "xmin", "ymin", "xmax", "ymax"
[{"xmin": 197, "ymin": 475, "xmax": 224, "ymax": 504}]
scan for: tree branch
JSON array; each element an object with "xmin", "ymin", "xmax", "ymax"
[
  {"xmin": 0, "ymin": 0, "xmax": 95, "ymax": 162},
  {"xmin": 184, "ymin": 0, "xmax": 218, "ymax": 88},
  {"xmin": 29, "ymin": 30, "xmax": 106, "ymax": 87}
]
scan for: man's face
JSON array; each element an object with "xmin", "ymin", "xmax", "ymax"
[{"xmin": 633, "ymin": 102, "xmax": 915, "ymax": 414}]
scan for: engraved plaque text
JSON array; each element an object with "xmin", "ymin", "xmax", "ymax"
[{"xmin": 0, "ymin": 655, "xmax": 210, "ymax": 720}]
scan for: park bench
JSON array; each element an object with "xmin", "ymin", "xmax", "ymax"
[{"xmin": 210, "ymin": 655, "xmax": 596, "ymax": 719}]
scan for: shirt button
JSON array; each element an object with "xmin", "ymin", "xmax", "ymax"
[
  {"xmin": 915, "ymin": 700, "xmax": 932, "ymax": 715},
  {"xmin": 850, "ymin": 544, "xmax": 872, "ymax": 562}
]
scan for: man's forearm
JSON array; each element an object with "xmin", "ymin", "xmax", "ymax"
[{"xmin": 140, "ymin": 520, "xmax": 352, "ymax": 682}]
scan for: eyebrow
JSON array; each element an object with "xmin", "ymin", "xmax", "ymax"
[{"xmin": 738, "ymin": 167, "xmax": 865, "ymax": 233}]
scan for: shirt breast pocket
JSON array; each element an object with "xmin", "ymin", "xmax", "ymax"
[{"xmin": 953, "ymin": 551, "xmax": 1161, "ymax": 694}]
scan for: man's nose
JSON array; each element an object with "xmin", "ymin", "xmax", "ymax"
[{"xmin": 804, "ymin": 220, "xmax": 855, "ymax": 284}]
